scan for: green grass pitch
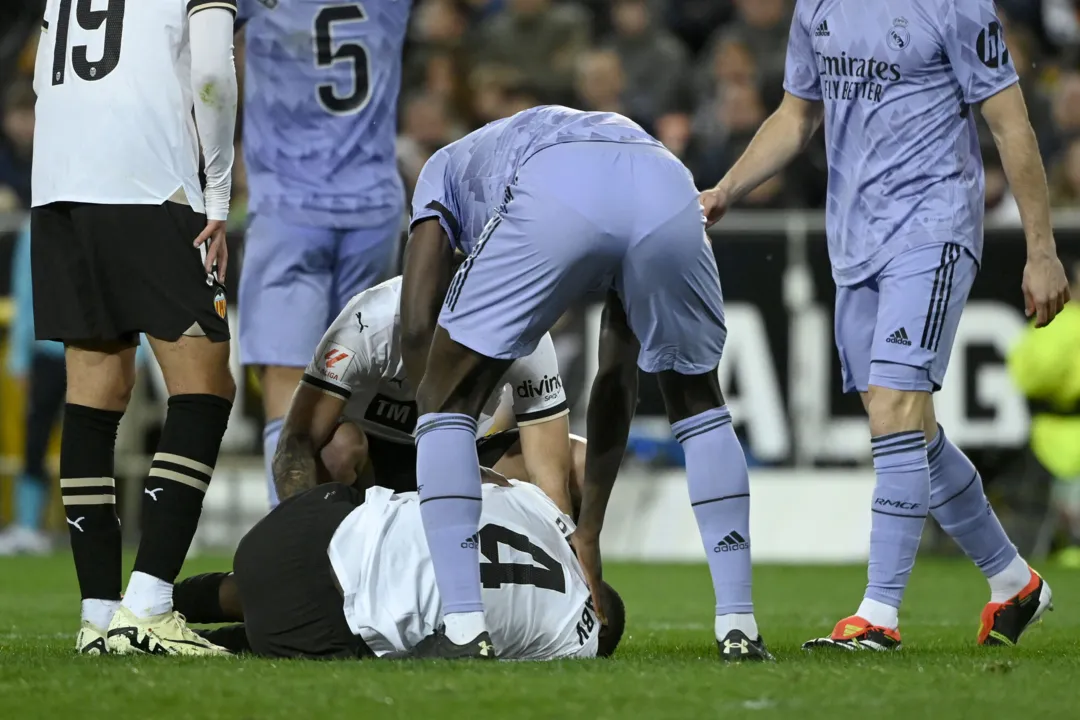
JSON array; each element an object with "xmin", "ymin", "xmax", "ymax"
[{"xmin": 1, "ymin": 555, "xmax": 1077, "ymax": 719}]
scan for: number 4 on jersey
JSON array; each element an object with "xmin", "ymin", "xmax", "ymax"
[{"xmin": 478, "ymin": 524, "xmax": 566, "ymax": 593}]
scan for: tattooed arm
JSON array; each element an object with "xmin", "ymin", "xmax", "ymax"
[{"xmin": 272, "ymin": 383, "xmax": 347, "ymax": 501}]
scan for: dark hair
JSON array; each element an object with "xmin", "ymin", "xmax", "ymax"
[{"xmin": 596, "ymin": 582, "xmax": 626, "ymax": 658}]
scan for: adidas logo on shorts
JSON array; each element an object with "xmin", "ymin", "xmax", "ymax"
[
  {"xmin": 815, "ymin": 20, "xmax": 830, "ymax": 37},
  {"xmin": 714, "ymin": 531, "xmax": 749, "ymax": 552},
  {"xmin": 886, "ymin": 327, "xmax": 912, "ymax": 346}
]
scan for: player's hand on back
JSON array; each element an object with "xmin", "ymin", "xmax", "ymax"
[
  {"xmin": 571, "ymin": 529, "xmax": 607, "ymax": 625},
  {"xmin": 1022, "ymin": 247, "xmax": 1070, "ymax": 328},
  {"xmin": 698, "ymin": 186, "xmax": 731, "ymax": 229},
  {"xmin": 194, "ymin": 219, "xmax": 229, "ymax": 283}
]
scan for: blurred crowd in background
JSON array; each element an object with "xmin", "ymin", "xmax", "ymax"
[{"xmin": 7, "ymin": 0, "xmax": 1080, "ymax": 217}]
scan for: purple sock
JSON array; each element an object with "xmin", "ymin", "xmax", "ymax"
[
  {"xmin": 672, "ymin": 407, "xmax": 753, "ymax": 615},
  {"xmin": 928, "ymin": 426, "xmax": 1017, "ymax": 577},
  {"xmin": 865, "ymin": 431, "xmax": 930, "ymax": 608},
  {"xmin": 415, "ymin": 412, "xmax": 485, "ymax": 616},
  {"xmin": 263, "ymin": 417, "xmax": 284, "ymax": 509}
]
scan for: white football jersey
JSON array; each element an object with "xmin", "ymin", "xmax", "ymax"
[
  {"xmin": 32, "ymin": 0, "xmax": 235, "ymax": 210},
  {"xmin": 301, "ymin": 276, "xmax": 569, "ymax": 442},
  {"xmin": 328, "ymin": 480, "xmax": 600, "ymax": 660}
]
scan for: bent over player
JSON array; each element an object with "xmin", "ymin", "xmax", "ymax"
[
  {"xmin": 174, "ymin": 476, "xmax": 624, "ymax": 660},
  {"xmin": 272, "ymin": 275, "xmax": 583, "ymax": 513},
  {"xmin": 32, "ymin": 0, "xmax": 239, "ymax": 654},
  {"xmin": 236, "ymin": 0, "xmax": 412, "ymax": 508},
  {"xmin": 700, "ymin": 0, "xmax": 1068, "ymax": 650},
  {"xmin": 400, "ymin": 106, "xmax": 768, "ymax": 661}
]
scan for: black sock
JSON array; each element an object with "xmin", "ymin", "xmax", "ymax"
[
  {"xmin": 60, "ymin": 404, "xmax": 124, "ymax": 601},
  {"xmin": 174, "ymin": 572, "xmax": 232, "ymax": 623},
  {"xmin": 133, "ymin": 394, "xmax": 231, "ymax": 583}
]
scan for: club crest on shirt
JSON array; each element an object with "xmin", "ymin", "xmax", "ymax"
[
  {"xmin": 887, "ymin": 17, "xmax": 910, "ymax": 51},
  {"xmin": 213, "ymin": 289, "xmax": 227, "ymax": 319}
]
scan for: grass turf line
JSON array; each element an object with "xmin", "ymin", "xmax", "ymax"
[{"xmin": 0, "ymin": 556, "xmax": 1076, "ymax": 719}]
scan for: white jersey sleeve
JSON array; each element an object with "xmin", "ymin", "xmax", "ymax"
[
  {"xmin": 502, "ymin": 334, "xmax": 569, "ymax": 426},
  {"xmin": 301, "ymin": 288, "xmax": 390, "ymax": 402},
  {"xmin": 187, "ymin": 2, "xmax": 238, "ymax": 221},
  {"xmin": 32, "ymin": 0, "xmax": 237, "ymax": 210}
]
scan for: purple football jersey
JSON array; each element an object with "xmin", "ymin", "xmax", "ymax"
[
  {"xmin": 784, "ymin": 0, "xmax": 1018, "ymax": 285},
  {"xmin": 239, "ymin": 0, "xmax": 410, "ymax": 229},
  {"xmin": 410, "ymin": 105, "xmax": 663, "ymax": 253}
]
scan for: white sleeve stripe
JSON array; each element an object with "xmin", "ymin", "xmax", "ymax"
[
  {"xmin": 515, "ymin": 404, "xmax": 570, "ymax": 427},
  {"xmin": 188, "ymin": 1, "xmax": 238, "ymax": 17}
]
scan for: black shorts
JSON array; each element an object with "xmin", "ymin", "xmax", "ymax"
[
  {"xmin": 365, "ymin": 428, "xmax": 522, "ymax": 492},
  {"xmin": 30, "ymin": 201, "xmax": 230, "ymax": 344},
  {"xmin": 232, "ymin": 483, "xmax": 374, "ymax": 659}
]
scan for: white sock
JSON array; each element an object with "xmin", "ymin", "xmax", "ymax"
[
  {"xmin": 82, "ymin": 599, "xmax": 120, "ymax": 630},
  {"xmin": 715, "ymin": 613, "xmax": 759, "ymax": 640},
  {"xmin": 856, "ymin": 598, "xmax": 899, "ymax": 630},
  {"xmin": 988, "ymin": 554, "xmax": 1032, "ymax": 603},
  {"xmin": 443, "ymin": 611, "xmax": 487, "ymax": 645},
  {"xmin": 121, "ymin": 571, "xmax": 173, "ymax": 619}
]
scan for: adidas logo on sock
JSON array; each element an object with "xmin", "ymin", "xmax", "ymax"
[
  {"xmin": 460, "ymin": 533, "xmax": 479, "ymax": 549},
  {"xmin": 714, "ymin": 531, "xmax": 749, "ymax": 552},
  {"xmin": 885, "ymin": 327, "xmax": 912, "ymax": 346},
  {"xmin": 815, "ymin": 20, "xmax": 830, "ymax": 37}
]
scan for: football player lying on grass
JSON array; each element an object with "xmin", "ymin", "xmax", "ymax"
[{"xmin": 173, "ymin": 468, "xmax": 624, "ymax": 660}]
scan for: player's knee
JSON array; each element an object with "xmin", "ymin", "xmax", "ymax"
[
  {"xmin": 657, "ymin": 368, "xmax": 723, "ymax": 424},
  {"xmin": 65, "ymin": 353, "xmax": 137, "ymax": 411},
  {"xmin": 866, "ymin": 385, "xmax": 929, "ymax": 436}
]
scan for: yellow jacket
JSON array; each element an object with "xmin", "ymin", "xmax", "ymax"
[{"xmin": 1007, "ymin": 302, "xmax": 1080, "ymax": 479}]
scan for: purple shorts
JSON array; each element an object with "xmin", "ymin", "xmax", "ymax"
[
  {"xmin": 835, "ymin": 242, "xmax": 977, "ymax": 393},
  {"xmin": 438, "ymin": 141, "xmax": 726, "ymax": 374},
  {"xmin": 239, "ymin": 214, "xmax": 401, "ymax": 367}
]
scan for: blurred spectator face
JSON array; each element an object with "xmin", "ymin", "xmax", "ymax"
[
  {"xmin": 470, "ymin": 65, "xmax": 524, "ymax": 123},
  {"xmin": 719, "ymin": 82, "xmax": 764, "ymax": 133},
  {"xmin": 713, "ymin": 38, "xmax": 757, "ymax": 87},
  {"xmin": 1065, "ymin": 140, "xmax": 1080, "ymax": 198},
  {"xmin": 403, "ymin": 94, "xmax": 451, "ymax": 148},
  {"xmin": 415, "ymin": 0, "xmax": 466, "ymax": 44},
  {"xmin": 2, "ymin": 83, "xmax": 35, "ymax": 156},
  {"xmin": 655, "ymin": 113, "xmax": 692, "ymax": 157},
  {"xmin": 509, "ymin": 0, "xmax": 549, "ymax": 20},
  {"xmin": 425, "ymin": 52, "xmax": 457, "ymax": 99},
  {"xmin": 612, "ymin": 0, "xmax": 650, "ymax": 38},
  {"xmin": 1054, "ymin": 74, "xmax": 1080, "ymax": 133},
  {"xmin": 736, "ymin": 0, "xmax": 785, "ymax": 29},
  {"xmin": 575, "ymin": 50, "xmax": 625, "ymax": 111},
  {"xmin": 503, "ymin": 87, "xmax": 542, "ymax": 116}
]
